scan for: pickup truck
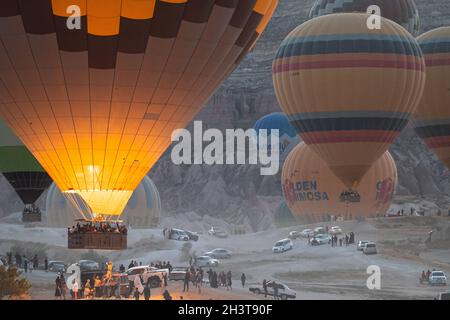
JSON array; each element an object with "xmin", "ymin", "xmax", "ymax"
[{"xmin": 126, "ymin": 265, "xmax": 169, "ymax": 288}]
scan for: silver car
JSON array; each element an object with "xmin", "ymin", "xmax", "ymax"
[
  {"xmin": 363, "ymin": 243, "xmax": 377, "ymax": 255},
  {"xmin": 429, "ymin": 271, "xmax": 448, "ymax": 286},
  {"xmin": 204, "ymin": 248, "xmax": 232, "ymax": 259},
  {"xmin": 195, "ymin": 256, "xmax": 219, "ymax": 267}
]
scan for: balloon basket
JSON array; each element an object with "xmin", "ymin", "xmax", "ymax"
[
  {"xmin": 68, "ymin": 232, "xmax": 127, "ymax": 250},
  {"xmin": 339, "ymin": 189, "xmax": 361, "ymax": 203},
  {"xmin": 22, "ymin": 211, "xmax": 41, "ymax": 223}
]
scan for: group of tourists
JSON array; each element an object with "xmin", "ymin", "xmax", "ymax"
[
  {"xmin": 207, "ymin": 269, "xmax": 234, "ymax": 290},
  {"xmin": 4, "ymin": 251, "xmax": 48, "ymax": 273},
  {"xmin": 23, "ymin": 204, "xmax": 41, "ymax": 215},
  {"xmin": 330, "ymin": 233, "xmax": 355, "ymax": 247},
  {"xmin": 68, "ymin": 221, "xmax": 128, "ymax": 235}
]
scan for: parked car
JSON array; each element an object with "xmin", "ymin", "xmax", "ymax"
[
  {"xmin": 194, "ymin": 256, "xmax": 219, "ymax": 267},
  {"xmin": 272, "ymin": 239, "xmax": 293, "ymax": 253},
  {"xmin": 288, "ymin": 231, "xmax": 302, "ymax": 239},
  {"xmin": 208, "ymin": 227, "xmax": 228, "ymax": 238},
  {"xmin": 329, "ymin": 226, "xmax": 342, "ymax": 235},
  {"xmin": 168, "ymin": 228, "xmax": 190, "ymax": 241},
  {"xmin": 436, "ymin": 291, "xmax": 450, "ymax": 300},
  {"xmin": 309, "ymin": 234, "xmax": 332, "ymax": 246},
  {"xmin": 169, "ymin": 267, "xmax": 188, "ymax": 281},
  {"xmin": 300, "ymin": 229, "xmax": 315, "ymax": 238},
  {"xmin": 48, "ymin": 260, "xmax": 67, "ymax": 273},
  {"xmin": 363, "ymin": 242, "xmax": 378, "ymax": 255},
  {"xmin": 357, "ymin": 240, "xmax": 370, "ymax": 251},
  {"xmin": 249, "ymin": 280, "xmax": 296, "ymax": 300},
  {"xmin": 204, "ymin": 248, "xmax": 232, "ymax": 259},
  {"xmin": 429, "ymin": 271, "xmax": 448, "ymax": 286},
  {"xmin": 126, "ymin": 266, "xmax": 168, "ymax": 287},
  {"xmin": 78, "ymin": 260, "xmax": 100, "ymax": 271},
  {"xmin": 314, "ymin": 227, "xmax": 326, "ymax": 235},
  {"xmin": 184, "ymin": 230, "xmax": 199, "ymax": 241}
]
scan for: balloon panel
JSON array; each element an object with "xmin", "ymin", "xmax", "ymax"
[
  {"xmin": 414, "ymin": 27, "xmax": 450, "ymax": 168},
  {"xmin": 0, "ymin": 0, "xmax": 277, "ymax": 216},
  {"xmin": 309, "ymin": 0, "xmax": 420, "ymax": 36},
  {"xmin": 0, "ymin": 119, "xmax": 52, "ymax": 204},
  {"xmin": 282, "ymin": 143, "xmax": 397, "ymax": 221},
  {"xmin": 273, "ymin": 13, "xmax": 425, "ymax": 188}
]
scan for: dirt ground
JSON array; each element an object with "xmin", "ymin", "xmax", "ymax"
[{"xmin": 2, "ymin": 216, "xmax": 449, "ymax": 300}]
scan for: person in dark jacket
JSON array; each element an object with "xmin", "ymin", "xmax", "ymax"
[
  {"xmin": 163, "ymin": 289, "xmax": 172, "ymax": 300},
  {"xmin": 143, "ymin": 281, "xmax": 151, "ymax": 300},
  {"xmin": 241, "ymin": 273, "xmax": 246, "ymax": 288},
  {"xmin": 183, "ymin": 269, "xmax": 190, "ymax": 292},
  {"xmin": 134, "ymin": 288, "xmax": 140, "ymax": 300},
  {"xmin": 263, "ymin": 279, "xmax": 268, "ymax": 298}
]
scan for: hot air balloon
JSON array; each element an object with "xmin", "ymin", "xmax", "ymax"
[
  {"xmin": 309, "ymin": 0, "xmax": 420, "ymax": 36},
  {"xmin": 0, "ymin": 119, "xmax": 52, "ymax": 222},
  {"xmin": 273, "ymin": 13, "xmax": 425, "ymax": 200},
  {"xmin": 0, "ymin": 1, "xmax": 277, "ymax": 227},
  {"xmin": 45, "ymin": 176, "xmax": 161, "ymax": 229},
  {"xmin": 414, "ymin": 27, "xmax": 450, "ymax": 168},
  {"xmin": 253, "ymin": 112, "xmax": 299, "ymax": 161},
  {"xmin": 282, "ymin": 143, "xmax": 398, "ymax": 223}
]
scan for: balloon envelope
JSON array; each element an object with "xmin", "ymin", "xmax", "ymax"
[
  {"xmin": 0, "ymin": 0, "xmax": 277, "ymax": 218},
  {"xmin": 0, "ymin": 120, "xmax": 52, "ymax": 204},
  {"xmin": 414, "ymin": 27, "xmax": 450, "ymax": 168},
  {"xmin": 253, "ymin": 112, "xmax": 299, "ymax": 160},
  {"xmin": 273, "ymin": 13, "xmax": 425, "ymax": 188},
  {"xmin": 45, "ymin": 175, "xmax": 161, "ymax": 228},
  {"xmin": 282, "ymin": 143, "xmax": 398, "ymax": 222},
  {"xmin": 309, "ymin": 0, "xmax": 420, "ymax": 36}
]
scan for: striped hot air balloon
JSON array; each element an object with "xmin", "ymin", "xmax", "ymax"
[
  {"xmin": 0, "ymin": 119, "xmax": 52, "ymax": 206},
  {"xmin": 0, "ymin": 0, "xmax": 278, "ymax": 221},
  {"xmin": 309, "ymin": 0, "xmax": 420, "ymax": 36},
  {"xmin": 273, "ymin": 13, "xmax": 425, "ymax": 194},
  {"xmin": 282, "ymin": 143, "xmax": 398, "ymax": 222},
  {"xmin": 414, "ymin": 27, "xmax": 450, "ymax": 168}
]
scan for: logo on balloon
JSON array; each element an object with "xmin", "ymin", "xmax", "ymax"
[{"xmin": 375, "ymin": 178, "xmax": 395, "ymax": 205}]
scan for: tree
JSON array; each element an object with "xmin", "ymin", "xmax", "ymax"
[{"xmin": 0, "ymin": 266, "xmax": 31, "ymax": 299}]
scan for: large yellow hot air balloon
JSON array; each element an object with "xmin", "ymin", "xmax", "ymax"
[
  {"xmin": 0, "ymin": 0, "xmax": 277, "ymax": 221},
  {"xmin": 282, "ymin": 143, "xmax": 398, "ymax": 222},
  {"xmin": 414, "ymin": 27, "xmax": 450, "ymax": 168},
  {"xmin": 273, "ymin": 13, "xmax": 425, "ymax": 194}
]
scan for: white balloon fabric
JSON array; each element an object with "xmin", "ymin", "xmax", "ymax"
[{"xmin": 44, "ymin": 176, "xmax": 161, "ymax": 228}]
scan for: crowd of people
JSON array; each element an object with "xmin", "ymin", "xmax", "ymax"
[
  {"xmin": 3, "ymin": 251, "xmax": 49, "ymax": 273},
  {"xmin": 330, "ymin": 232, "xmax": 355, "ymax": 247},
  {"xmin": 68, "ymin": 222, "xmax": 128, "ymax": 235},
  {"xmin": 23, "ymin": 204, "xmax": 41, "ymax": 215}
]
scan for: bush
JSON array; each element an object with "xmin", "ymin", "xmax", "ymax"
[{"xmin": 0, "ymin": 266, "xmax": 31, "ymax": 299}]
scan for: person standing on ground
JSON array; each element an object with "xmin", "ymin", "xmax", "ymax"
[
  {"xmin": 23, "ymin": 257, "xmax": 28, "ymax": 273},
  {"xmin": 72, "ymin": 279, "xmax": 79, "ymax": 300},
  {"xmin": 143, "ymin": 280, "xmax": 151, "ymax": 300},
  {"xmin": 273, "ymin": 281, "xmax": 279, "ymax": 300},
  {"xmin": 163, "ymin": 289, "xmax": 172, "ymax": 300},
  {"xmin": 55, "ymin": 275, "xmax": 62, "ymax": 300},
  {"xmin": 60, "ymin": 274, "xmax": 67, "ymax": 300},
  {"xmin": 263, "ymin": 279, "xmax": 268, "ymax": 298},
  {"xmin": 44, "ymin": 257, "xmax": 48, "ymax": 272},
  {"xmin": 226, "ymin": 270, "xmax": 232, "ymax": 291},
  {"xmin": 196, "ymin": 270, "xmax": 202, "ymax": 294},
  {"xmin": 134, "ymin": 288, "xmax": 140, "ymax": 300},
  {"xmin": 183, "ymin": 269, "xmax": 190, "ymax": 292},
  {"xmin": 241, "ymin": 273, "xmax": 246, "ymax": 288}
]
